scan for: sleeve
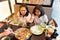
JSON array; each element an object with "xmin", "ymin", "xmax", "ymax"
[
  {"xmin": 26, "ymin": 13, "xmax": 34, "ymax": 23},
  {"xmin": 44, "ymin": 14, "xmax": 48, "ymax": 23}
]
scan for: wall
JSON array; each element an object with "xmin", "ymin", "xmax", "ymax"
[
  {"xmin": 14, "ymin": 4, "xmax": 52, "ymax": 20},
  {"xmin": 0, "ymin": 1, "xmax": 11, "ymax": 21},
  {"xmin": 51, "ymin": 0, "xmax": 60, "ymax": 34},
  {"xmin": 10, "ymin": 0, "xmax": 15, "ymax": 13}
]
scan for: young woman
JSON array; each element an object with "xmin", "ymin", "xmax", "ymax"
[
  {"xmin": 46, "ymin": 19, "xmax": 58, "ymax": 40},
  {"xmin": 18, "ymin": 4, "xmax": 34, "ymax": 26},
  {"xmin": 11, "ymin": 4, "xmax": 34, "ymax": 27},
  {"xmin": 32, "ymin": 5, "xmax": 48, "ymax": 25}
]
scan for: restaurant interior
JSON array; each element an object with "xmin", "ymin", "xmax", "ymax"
[{"xmin": 0, "ymin": 0, "xmax": 60, "ymax": 40}]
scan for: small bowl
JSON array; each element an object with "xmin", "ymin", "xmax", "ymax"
[{"xmin": 1, "ymin": 36, "xmax": 11, "ymax": 40}]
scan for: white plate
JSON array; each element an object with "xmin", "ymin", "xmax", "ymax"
[{"xmin": 30, "ymin": 25, "xmax": 44, "ymax": 35}]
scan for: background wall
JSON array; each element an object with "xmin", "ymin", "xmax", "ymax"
[
  {"xmin": 10, "ymin": 0, "xmax": 15, "ymax": 13},
  {"xmin": 14, "ymin": 4, "xmax": 52, "ymax": 20},
  {"xmin": 0, "ymin": 1, "xmax": 11, "ymax": 21},
  {"xmin": 51, "ymin": 0, "xmax": 60, "ymax": 34}
]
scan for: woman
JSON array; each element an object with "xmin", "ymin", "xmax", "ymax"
[
  {"xmin": 46, "ymin": 19, "xmax": 58, "ymax": 40},
  {"xmin": 33, "ymin": 5, "xmax": 48, "ymax": 25},
  {"xmin": 19, "ymin": 5, "xmax": 33, "ymax": 23},
  {"xmin": 18, "ymin": 4, "xmax": 34, "ymax": 26}
]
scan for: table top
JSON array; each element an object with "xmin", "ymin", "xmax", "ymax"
[
  {"xmin": 31, "ymin": 33, "xmax": 46, "ymax": 40},
  {"xmin": 0, "ymin": 22, "xmax": 46, "ymax": 40},
  {"xmin": 9, "ymin": 24, "xmax": 46, "ymax": 40}
]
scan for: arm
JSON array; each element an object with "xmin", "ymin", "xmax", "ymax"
[
  {"xmin": 0, "ymin": 27, "xmax": 13, "ymax": 38},
  {"xmin": 26, "ymin": 13, "xmax": 34, "ymax": 23},
  {"xmin": 44, "ymin": 14, "xmax": 48, "ymax": 24},
  {"xmin": 0, "ymin": 31, "xmax": 7, "ymax": 38}
]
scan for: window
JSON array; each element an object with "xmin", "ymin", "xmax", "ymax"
[{"xmin": 0, "ymin": 1, "xmax": 11, "ymax": 21}]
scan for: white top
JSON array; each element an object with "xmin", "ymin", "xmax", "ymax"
[
  {"xmin": 34, "ymin": 14, "xmax": 48, "ymax": 25},
  {"xmin": 18, "ymin": 13, "xmax": 34, "ymax": 23},
  {"xmin": 18, "ymin": 13, "xmax": 48, "ymax": 25}
]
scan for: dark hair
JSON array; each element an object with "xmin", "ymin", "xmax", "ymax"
[
  {"xmin": 47, "ymin": 19, "xmax": 58, "ymax": 27},
  {"xmin": 33, "ymin": 5, "xmax": 45, "ymax": 17},
  {"xmin": 19, "ymin": 4, "xmax": 29, "ymax": 16}
]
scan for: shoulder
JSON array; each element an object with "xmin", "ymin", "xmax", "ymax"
[
  {"xmin": 43, "ymin": 14, "xmax": 47, "ymax": 17},
  {"xmin": 27, "ymin": 13, "xmax": 31, "ymax": 17},
  {"xmin": 40, "ymin": 14, "xmax": 48, "ymax": 20},
  {"xmin": 28, "ymin": 13, "xmax": 31, "ymax": 15},
  {"xmin": 41, "ymin": 14, "xmax": 48, "ymax": 19},
  {"xmin": 26, "ymin": 13, "xmax": 31, "ymax": 18}
]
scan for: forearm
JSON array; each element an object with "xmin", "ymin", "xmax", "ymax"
[{"xmin": 0, "ymin": 32, "xmax": 6, "ymax": 38}]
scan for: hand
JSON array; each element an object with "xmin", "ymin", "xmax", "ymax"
[
  {"xmin": 4, "ymin": 27, "xmax": 13, "ymax": 35},
  {"xmin": 48, "ymin": 28, "xmax": 54, "ymax": 35}
]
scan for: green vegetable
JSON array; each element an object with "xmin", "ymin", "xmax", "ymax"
[
  {"xmin": 38, "ymin": 26, "xmax": 42, "ymax": 30},
  {"xmin": 38, "ymin": 26, "xmax": 44, "ymax": 34}
]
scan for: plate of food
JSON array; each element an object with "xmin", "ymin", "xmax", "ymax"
[
  {"xmin": 30, "ymin": 25, "xmax": 44, "ymax": 35},
  {"xmin": 14, "ymin": 28, "xmax": 31, "ymax": 40}
]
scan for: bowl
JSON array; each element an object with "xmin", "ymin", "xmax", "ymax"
[
  {"xmin": 30, "ymin": 25, "xmax": 44, "ymax": 35},
  {"xmin": 1, "ymin": 36, "xmax": 11, "ymax": 40},
  {"xmin": 14, "ymin": 28, "xmax": 31, "ymax": 40}
]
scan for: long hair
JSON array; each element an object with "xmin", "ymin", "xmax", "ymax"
[
  {"xmin": 47, "ymin": 18, "xmax": 58, "ymax": 27},
  {"xmin": 19, "ymin": 4, "xmax": 29, "ymax": 16},
  {"xmin": 33, "ymin": 5, "xmax": 45, "ymax": 17}
]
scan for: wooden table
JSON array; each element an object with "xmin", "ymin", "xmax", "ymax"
[
  {"xmin": 0, "ymin": 22, "xmax": 46, "ymax": 40},
  {"xmin": 10, "ymin": 24, "xmax": 46, "ymax": 40},
  {"xmin": 31, "ymin": 33, "xmax": 46, "ymax": 40}
]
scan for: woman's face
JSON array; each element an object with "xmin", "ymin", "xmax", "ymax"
[
  {"xmin": 49, "ymin": 20, "xmax": 55, "ymax": 26},
  {"xmin": 20, "ymin": 7, "xmax": 27, "ymax": 16},
  {"xmin": 35, "ymin": 9, "xmax": 41, "ymax": 16}
]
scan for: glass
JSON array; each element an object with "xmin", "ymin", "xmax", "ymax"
[{"xmin": 13, "ymin": 20, "xmax": 19, "ymax": 24}]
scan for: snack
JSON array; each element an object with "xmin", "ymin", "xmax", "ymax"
[{"xmin": 15, "ymin": 28, "xmax": 31, "ymax": 40}]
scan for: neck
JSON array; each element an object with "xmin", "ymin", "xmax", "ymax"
[{"xmin": 36, "ymin": 15, "xmax": 40, "ymax": 18}]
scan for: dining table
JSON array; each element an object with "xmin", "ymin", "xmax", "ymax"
[{"xmin": 0, "ymin": 21, "xmax": 46, "ymax": 40}]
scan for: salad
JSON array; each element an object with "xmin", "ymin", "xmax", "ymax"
[{"xmin": 30, "ymin": 25, "xmax": 44, "ymax": 35}]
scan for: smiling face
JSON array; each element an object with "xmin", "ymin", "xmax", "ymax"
[
  {"xmin": 20, "ymin": 7, "xmax": 27, "ymax": 16},
  {"xmin": 35, "ymin": 9, "xmax": 41, "ymax": 17},
  {"xmin": 49, "ymin": 20, "xmax": 55, "ymax": 26}
]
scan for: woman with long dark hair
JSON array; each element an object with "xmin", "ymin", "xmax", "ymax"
[
  {"xmin": 32, "ymin": 5, "xmax": 48, "ymax": 25},
  {"xmin": 46, "ymin": 19, "xmax": 58, "ymax": 40},
  {"xmin": 15, "ymin": 4, "xmax": 34, "ymax": 27}
]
